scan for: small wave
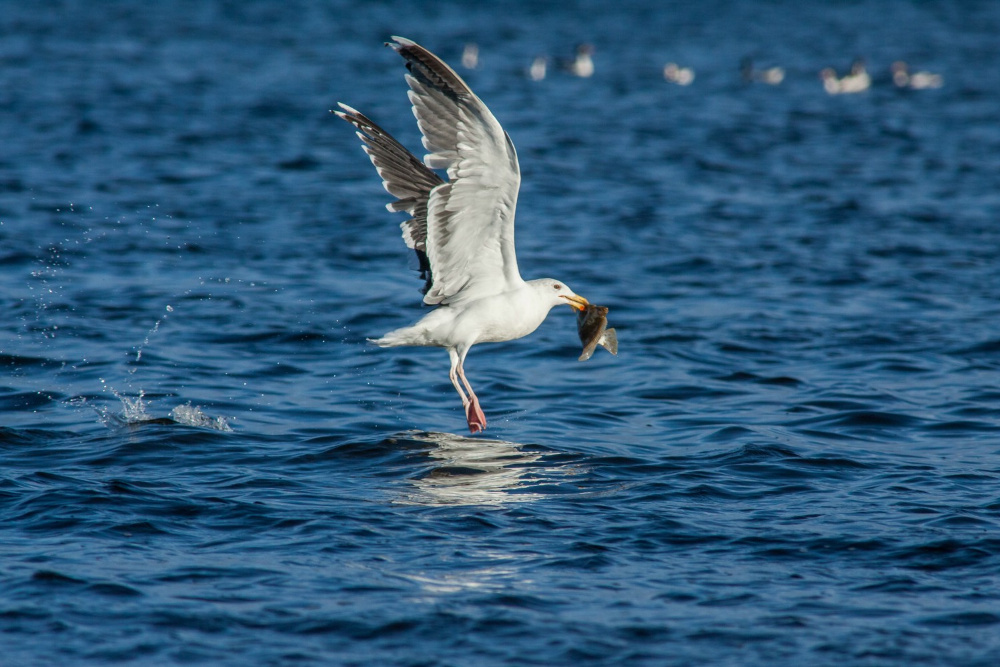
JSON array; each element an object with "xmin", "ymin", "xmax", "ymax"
[
  {"xmin": 0, "ymin": 353, "xmax": 56, "ymax": 369},
  {"xmin": 890, "ymin": 538, "xmax": 1000, "ymax": 572},
  {"xmin": 31, "ymin": 569, "xmax": 86, "ymax": 585},
  {"xmin": 951, "ymin": 338, "xmax": 1000, "ymax": 355},
  {"xmin": 711, "ymin": 442, "xmax": 800, "ymax": 462},
  {"xmin": 0, "ymin": 390, "xmax": 60, "ymax": 411},
  {"xmin": 85, "ymin": 582, "xmax": 143, "ymax": 597},
  {"xmin": 637, "ymin": 385, "xmax": 747, "ymax": 401},
  {"xmin": 786, "ymin": 409, "xmax": 925, "ymax": 439},
  {"xmin": 919, "ymin": 612, "xmax": 1000, "ymax": 627}
]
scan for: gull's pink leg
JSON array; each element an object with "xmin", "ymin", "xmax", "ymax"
[
  {"xmin": 456, "ymin": 357, "xmax": 486, "ymax": 434},
  {"xmin": 465, "ymin": 392, "xmax": 487, "ymax": 434},
  {"xmin": 448, "ymin": 348, "xmax": 471, "ymax": 415},
  {"xmin": 448, "ymin": 347, "xmax": 486, "ymax": 434}
]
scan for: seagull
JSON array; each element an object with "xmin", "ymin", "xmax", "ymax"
[
  {"xmin": 740, "ymin": 57, "xmax": 784, "ymax": 85},
  {"xmin": 891, "ymin": 61, "xmax": 943, "ymax": 89},
  {"xmin": 663, "ymin": 62, "xmax": 695, "ymax": 85},
  {"xmin": 564, "ymin": 43, "xmax": 595, "ymax": 78},
  {"xmin": 461, "ymin": 42, "xmax": 479, "ymax": 70},
  {"xmin": 820, "ymin": 59, "xmax": 870, "ymax": 94},
  {"xmin": 528, "ymin": 55, "xmax": 548, "ymax": 81},
  {"xmin": 334, "ymin": 37, "xmax": 591, "ymax": 434}
]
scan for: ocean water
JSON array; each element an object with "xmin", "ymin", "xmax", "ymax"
[{"xmin": 3, "ymin": 1, "xmax": 1000, "ymax": 664}]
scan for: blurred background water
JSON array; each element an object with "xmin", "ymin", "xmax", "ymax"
[{"xmin": 2, "ymin": 1, "xmax": 1000, "ymax": 665}]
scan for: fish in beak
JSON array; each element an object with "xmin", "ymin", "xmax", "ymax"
[{"xmin": 577, "ymin": 303, "xmax": 618, "ymax": 361}]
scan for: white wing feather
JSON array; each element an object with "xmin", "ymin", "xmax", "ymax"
[{"xmin": 390, "ymin": 36, "xmax": 524, "ymax": 305}]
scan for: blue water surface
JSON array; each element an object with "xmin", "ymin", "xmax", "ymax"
[{"xmin": 3, "ymin": 1, "xmax": 1000, "ymax": 665}]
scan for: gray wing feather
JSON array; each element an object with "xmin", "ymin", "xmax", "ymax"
[{"xmin": 334, "ymin": 103, "xmax": 443, "ymax": 294}]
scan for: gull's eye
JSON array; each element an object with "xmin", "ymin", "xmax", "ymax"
[{"xmin": 553, "ymin": 284, "xmax": 562, "ymax": 290}]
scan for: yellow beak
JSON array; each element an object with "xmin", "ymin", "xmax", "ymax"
[{"xmin": 561, "ymin": 294, "xmax": 589, "ymax": 312}]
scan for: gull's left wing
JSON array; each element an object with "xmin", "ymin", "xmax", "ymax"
[{"xmin": 390, "ymin": 36, "xmax": 524, "ymax": 306}]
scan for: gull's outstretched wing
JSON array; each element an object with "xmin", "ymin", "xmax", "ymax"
[
  {"xmin": 389, "ymin": 36, "xmax": 524, "ymax": 305},
  {"xmin": 335, "ymin": 104, "xmax": 443, "ymax": 295}
]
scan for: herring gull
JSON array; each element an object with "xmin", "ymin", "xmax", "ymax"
[{"xmin": 335, "ymin": 37, "xmax": 590, "ymax": 433}]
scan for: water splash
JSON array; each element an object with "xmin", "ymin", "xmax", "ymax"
[
  {"xmin": 95, "ymin": 383, "xmax": 232, "ymax": 431},
  {"xmin": 27, "ymin": 244, "xmax": 67, "ymax": 339},
  {"xmin": 97, "ymin": 380, "xmax": 151, "ymax": 426},
  {"xmin": 92, "ymin": 305, "xmax": 231, "ymax": 430},
  {"xmin": 131, "ymin": 305, "xmax": 172, "ymax": 370},
  {"xmin": 170, "ymin": 403, "xmax": 233, "ymax": 432}
]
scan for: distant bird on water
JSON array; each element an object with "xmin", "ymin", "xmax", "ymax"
[
  {"xmin": 820, "ymin": 59, "xmax": 871, "ymax": 94},
  {"xmin": 891, "ymin": 61, "xmax": 943, "ymax": 89},
  {"xmin": 740, "ymin": 57, "xmax": 784, "ymax": 85},
  {"xmin": 663, "ymin": 62, "xmax": 695, "ymax": 85},
  {"xmin": 461, "ymin": 42, "xmax": 479, "ymax": 70},
  {"xmin": 335, "ymin": 37, "xmax": 592, "ymax": 434},
  {"xmin": 528, "ymin": 55, "xmax": 549, "ymax": 81},
  {"xmin": 564, "ymin": 43, "xmax": 595, "ymax": 77}
]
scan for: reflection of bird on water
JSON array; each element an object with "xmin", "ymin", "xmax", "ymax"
[
  {"xmin": 891, "ymin": 61, "xmax": 943, "ymax": 89},
  {"xmin": 740, "ymin": 57, "xmax": 784, "ymax": 85},
  {"xmin": 820, "ymin": 59, "xmax": 870, "ymax": 94},
  {"xmin": 406, "ymin": 431, "xmax": 546, "ymax": 506},
  {"xmin": 335, "ymin": 38, "xmax": 591, "ymax": 434},
  {"xmin": 663, "ymin": 62, "xmax": 694, "ymax": 85}
]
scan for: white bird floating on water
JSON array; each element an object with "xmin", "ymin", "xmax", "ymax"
[
  {"xmin": 528, "ymin": 55, "xmax": 548, "ymax": 81},
  {"xmin": 891, "ymin": 61, "xmax": 943, "ymax": 89},
  {"xmin": 335, "ymin": 37, "xmax": 592, "ymax": 434},
  {"xmin": 663, "ymin": 62, "xmax": 695, "ymax": 85},
  {"xmin": 461, "ymin": 42, "xmax": 479, "ymax": 70},
  {"xmin": 741, "ymin": 57, "xmax": 784, "ymax": 85},
  {"xmin": 820, "ymin": 59, "xmax": 871, "ymax": 94},
  {"xmin": 565, "ymin": 43, "xmax": 595, "ymax": 77}
]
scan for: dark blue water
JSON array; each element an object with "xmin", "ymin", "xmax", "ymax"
[{"xmin": 3, "ymin": 1, "xmax": 1000, "ymax": 664}]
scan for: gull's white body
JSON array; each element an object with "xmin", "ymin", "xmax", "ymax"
[
  {"xmin": 376, "ymin": 282, "xmax": 571, "ymax": 349},
  {"xmin": 336, "ymin": 37, "xmax": 588, "ymax": 433}
]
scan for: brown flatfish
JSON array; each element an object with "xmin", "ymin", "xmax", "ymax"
[{"xmin": 577, "ymin": 304, "xmax": 618, "ymax": 361}]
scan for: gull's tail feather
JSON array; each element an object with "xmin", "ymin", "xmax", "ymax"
[{"xmin": 368, "ymin": 325, "xmax": 433, "ymax": 348}]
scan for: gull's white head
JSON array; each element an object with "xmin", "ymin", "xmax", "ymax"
[{"xmin": 535, "ymin": 278, "xmax": 589, "ymax": 311}]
